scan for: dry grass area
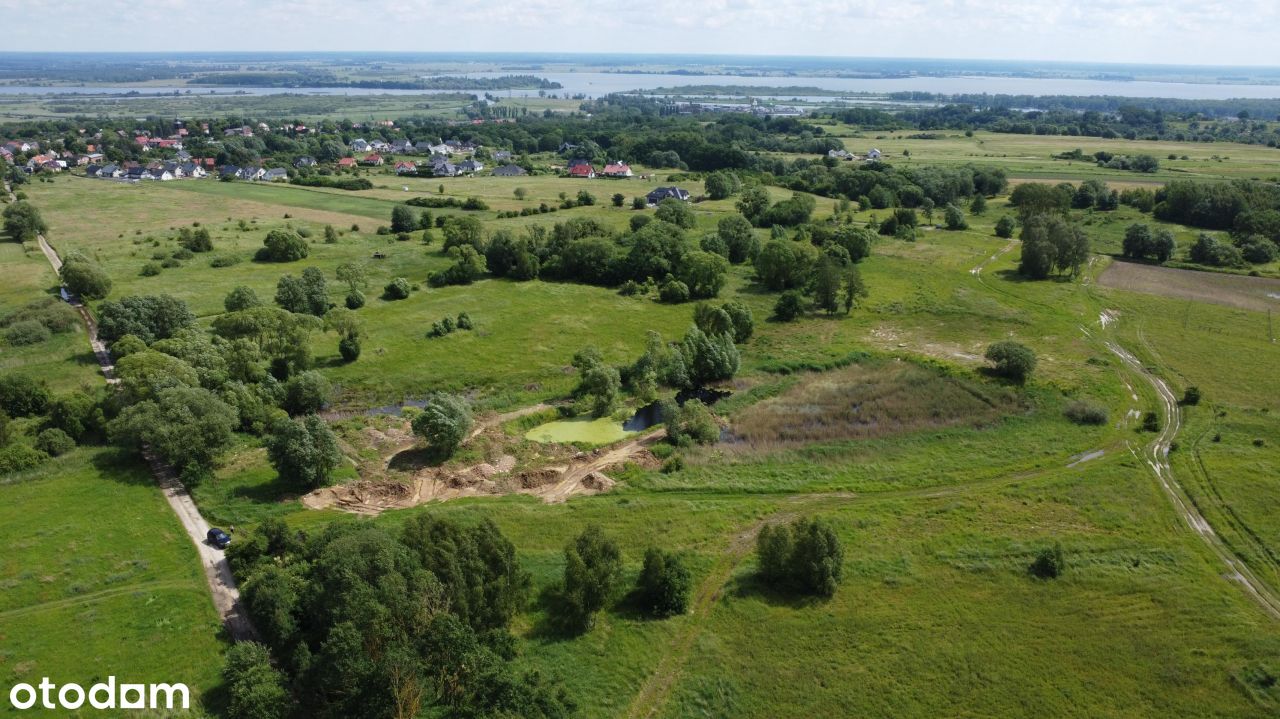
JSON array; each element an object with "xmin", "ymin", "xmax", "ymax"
[
  {"xmin": 1099, "ymin": 260, "xmax": 1280, "ymax": 313},
  {"xmin": 728, "ymin": 360, "xmax": 1022, "ymax": 448}
]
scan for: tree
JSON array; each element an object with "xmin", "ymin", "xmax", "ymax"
[
  {"xmin": 411, "ymin": 393, "xmax": 472, "ymax": 460},
  {"xmin": 984, "ymin": 341, "xmax": 1036, "ymax": 382},
  {"xmin": 558, "ymin": 525, "xmax": 623, "ymax": 632},
  {"xmin": 676, "ymin": 250, "xmax": 728, "ymax": 299},
  {"xmin": 115, "ymin": 349, "xmax": 200, "ymax": 403},
  {"xmin": 59, "ymin": 255, "xmax": 112, "ymax": 300},
  {"xmin": 108, "ymin": 386, "xmax": 237, "ymax": 482},
  {"xmin": 969, "ymin": 194, "xmax": 987, "ymax": 215},
  {"xmin": 283, "ymin": 371, "xmax": 331, "ymax": 415},
  {"xmin": 514, "ymin": 187, "xmax": 528, "ymax": 200},
  {"xmin": 1018, "ymin": 214, "xmax": 1087, "ymax": 278},
  {"xmin": 995, "ymin": 216, "xmax": 1017, "ymax": 238},
  {"xmin": 441, "ymin": 216, "xmax": 486, "ymax": 253},
  {"xmin": 97, "ymin": 294, "xmax": 196, "ymax": 344},
  {"xmin": 655, "ymin": 198, "xmax": 695, "ymax": 229},
  {"xmin": 635, "ymin": 548, "xmax": 691, "ymax": 618},
  {"xmin": 664, "ymin": 399, "xmax": 719, "ymax": 446},
  {"xmin": 335, "ymin": 262, "xmax": 368, "ymax": 294},
  {"xmin": 720, "ymin": 300, "xmax": 754, "ymax": 342},
  {"xmin": 390, "ymin": 205, "xmax": 417, "ymax": 234},
  {"xmin": 274, "ymin": 274, "xmax": 308, "ymax": 314},
  {"xmin": 266, "ymin": 414, "xmax": 342, "ymax": 490},
  {"xmin": 222, "ymin": 642, "xmax": 293, "ymax": 719},
  {"xmin": 1182, "ymin": 386, "xmax": 1202, "ymax": 406},
  {"xmin": 842, "ymin": 266, "xmax": 869, "ymax": 313},
  {"xmin": 323, "ymin": 224, "xmax": 339, "ymax": 244},
  {"xmin": 384, "ymin": 277, "xmax": 411, "ymax": 300},
  {"xmin": 429, "ymin": 245, "xmax": 487, "ymax": 287},
  {"xmin": 2, "ymin": 201, "xmax": 48, "ymax": 242},
  {"xmin": 832, "ymin": 225, "xmax": 874, "ymax": 263},
  {"xmin": 774, "ymin": 289, "xmax": 806, "ymax": 321},
  {"xmin": 754, "ymin": 239, "xmax": 815, "ymax": 291},
  {"xmin": 180, "ymin": 227, "xmax": 214, "ymax": 253},
  {"xmin": 812, "ymin": 257, "xmax": 843, "ymax": 315},
  {"xmin": 0, "ymin": 374, "xmax": 50, "ymax": 417},
  {"xmin": 611, "ymin": 192, "xmax": 625, "ymax": 208},
  {"xmin": 576, "ymin": 189, "xmax": 595, "ymax": 206},
  {"xmin": 704, "ymin": 171, "xmax": 737, "ymax": 200},
  {"xmin": 736, "ymin": 185, "xmax": 771, "ymax": 225},
  {"xmin": 680, "ymin": 326, "xmax": 740, "ymax": 386},
  {"xmin": 755, "ymin": 518, "xmax": 843, "ymax": 597},
  {"xmin": 1009, "ymin": 183, "xmax": 1071, "ymax": 221},
  {"xmin": 572, "ymin": 346, "xmax": 622, "ymax": 417},
  {"xmin": 48, "ymin": 392, "xmax": 97, "ymax": 439},
  {"xmin": 225, "ymin": 285, "xmax": 262, "ymax": 313},
  {"xmin": 944, "ymin": 203, "xmax": 968, "ymax": 230},
  {"xmin": 256, "ymin": 229, "xmax": 309, "ymax": 262},
  {"xmin": 717, "ymin": 214, "xmax": 758, "ymax": 264}
]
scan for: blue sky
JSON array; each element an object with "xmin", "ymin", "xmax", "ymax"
[{"xmin": 3, "ymin": 0, "xmax": 1276, "ymax": 66}]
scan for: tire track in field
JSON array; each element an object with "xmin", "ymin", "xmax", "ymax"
[{"xmin": 0, "ymin": 580, "xmax": 191, "ymax": 621}]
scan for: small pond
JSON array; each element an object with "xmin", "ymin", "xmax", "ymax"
[{"xmin": 524, "ymin": 417, "xmax": 636, "ymax": 445}]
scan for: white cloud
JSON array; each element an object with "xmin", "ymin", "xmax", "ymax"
[{"xmin": 1, "ymin": 0, "xmax": 1276, "ymax": 65}]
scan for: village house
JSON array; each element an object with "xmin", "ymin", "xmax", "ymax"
[
  {"xmin": 350, "ymin": 139, "xmax": 370, "ymax": 152},
  {"xmin": 261, "ymin": 168, "xmax": 289, "ymax": 182},
  {"xmin": 492, "ymin": 164, "xmax": 527, "ymax": 177},
  {"xmin": 458, "ymin": 159, "xmax": 483, "ymax": 174},
  {"xmin": 601, "ymin": 162, "xmax": 633, "ymax": 178},
  {"xmin": 568, "ymin": 164, "xmax": 596, "ymax": 179},
  {"xmin": 294, "ymin": 156, "xmax": 317, "ymax": 168},
  {"xmin": 337, "ymin": 157, "xmax": 357, "ymax": 169},
  {"xmin": 395, "ymin": 161, "xmax": 417, "ymax": 175},
  {"xmin": 646, "ymin": 186, "xmax": 691, "ymax": 205},
  {"xmin": 867, "ymin": 148, "xmax": 882, "ymax": 160},
  {"xmin": 361, "ymin": 153, "xmax": 384, "ymax": 166},
  {"xmin": 492, "ymin": 150, "xmax": 513, "ymax": 162}
]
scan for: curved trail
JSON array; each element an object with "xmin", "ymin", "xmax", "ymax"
[
  {"xmin": 30, "ymin": 227, "xmax": 256, "ymax": 640},
  {"xmin": 1106, "ymin": 339, "xmax": 1280, "ymax": 619}
]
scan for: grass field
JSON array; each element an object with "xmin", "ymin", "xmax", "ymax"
[{"xmin": 8, "ymin": 126, "xmax": 1280, "ymax": 717}]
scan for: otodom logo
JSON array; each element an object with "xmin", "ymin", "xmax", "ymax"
[{"xmin": 8, "ymin": 677, "xmax": 189, "ymax": 711}]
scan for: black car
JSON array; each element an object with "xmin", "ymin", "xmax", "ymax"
[{"xmin": 207, "ymin": 527, "xmax": 231, "ymax": 549}]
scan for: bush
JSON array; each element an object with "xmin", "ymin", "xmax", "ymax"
[
  {"xmin": 4, "ymin": 319, "xmax": 51, "ymax": 346},
  {"xmin": 338, "ymin": 334, "xmax": 361, "ymax": 363},
  {"xmin": 344, "ymin": 289, "xmax": 366, "ymax": 309},
  {"xmin": 995, "ymin": 216, "xmax": 1016, "ymax": 238},
  {"xmin": 410, "ymin": 393, "xmax": 472, "ymax": 460},
  {"xmin": 1141, "ymin": 411, "xmax": 1160, "ymax": 433},
  {"xmin": 984, "ymin": 341, "xmax": 1036, "ymax": 382},
  {"xmin": 756, "ymin": 518, "xmax": 843, "ymax": 597},
  {"xmin": 773, "ymin": 290, "xmax": 806, "ymax": 321},
  {"xmin": 140, "ymin": 262, "xmax": 161, "ymax": 276},
  {"xmin": 35, "ymin": 428, "xmax": 75, "ymax": 457},
  {"xmin": 1029, "ymin": 543, "xmax": 1066, "ymax": 579},
  {"xmin": 255, "ymin": 229, "xmax": 309, "ymax": 262},
  {"xmin": 635, "ymin": 548, "xmax": 692, "ymax": 618},
  {"xmin": 658, "ymin": 277, "xmax": 690, "ymax": 304},
  {"xmin": 556, "ymin": 525, "xmax": 623, "ymax": 632},
  {"xmin": 664, "ymin": 399, "xmax": 719, "ymax": 446},
  {"xmin": 0, "ymin": 444, "xmax": 48, "ymax": 475},
  {"xmin": 0, "ymin": 374, "xmax": 50, "ymax": 416},
  {"xmin": 1182, "ymin": 386, "xmax": 1201, "ymax": 406},
  {"xmin": 383, "ymin": 277, "xmax": 411, "ymax": 300},
  {"xmin": 1064, "ymin": 400, "xmax": 1108, "ymax": 425},
  {"xmin": 265, "ymin": 415, "xmax": 342, "ymax": 490},
  {"xmin": 209, "ymin": 254, "xmax": 242, "ymax": 268},
  {"xmin": 456, "ymin": 312, "xmax": 473, "ymax": 330},
  {"xmin": 60, "ymin": 256, "xmax": 112, "ymax": 299},
  {"xmin": 283, "ymin": 371, "xmax": 331, "ymax": 415}
]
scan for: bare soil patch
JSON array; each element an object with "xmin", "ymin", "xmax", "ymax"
[{"xmin": 1099, "ymin": 260, "xmax": 1280, "ymax": 313}]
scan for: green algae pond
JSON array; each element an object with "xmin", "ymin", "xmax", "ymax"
[{"xmin": 523, "ymin": 417, "xmax": 635, "ymax": 445}]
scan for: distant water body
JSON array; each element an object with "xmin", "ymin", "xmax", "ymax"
[{"xmin": 3, "ymin": 71, "xmax": 1279, "ymax": 100}]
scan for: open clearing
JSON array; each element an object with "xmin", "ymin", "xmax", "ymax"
[{"xmin": 1099, "ymin": 260, "xmax": 1280, "ymax": 313}]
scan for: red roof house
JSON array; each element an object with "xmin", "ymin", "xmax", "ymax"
[{"xmin": 568, "ymin": 164, "xmax": 595, "ymax": 178}]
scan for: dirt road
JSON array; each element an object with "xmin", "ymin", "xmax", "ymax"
[
  {"xmin": 1106, "ymin": 339, "xmax": 1280, "ymax": 619},
  {"xmin": 32, "ymin": 230, "xmax": 255, "ymax": 640}
]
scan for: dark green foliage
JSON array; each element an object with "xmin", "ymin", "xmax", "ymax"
[
  {"xmin": 611, "ymin": 192, "xmax": 625, "ymax": 207},
  {"xmin": 107, "ymin": 386, "xmax": 237, "ymax": 482},
  {"xmin": 556, "ymin": 524, "xmax": 623, "ymax": 632},
  {"xmin": 1018, "ymin": 214, "xmax": 1090, "ymax": 279},
  {"xmin": 754, "ymin": 238, "xmax": 816, "ymax": 291},
  {"xmin": 1142, "ymin": 411, "xmax": 1161, "ymax": 433},
  {"xmin": 274, "ymin": 267, "xmax": 328, "ymax": 316},
  {"xmin": 266, "ymin": 414, "xmax": 342, "ymax": 489},
  {"xmin": 1064, "ymin": 400, "xmax": 1108, "ymax": 425},
  {"xmin": 400, "ymin": 514, "xmax": 532, "ymax": 632},
  {"xmin": 0, "ymin": 297, "xmax": 78, "ymax": 336},
  {"xmin": 255, "ymin": 229, "xmax": 309, "ymax": 262},
  {"xmin": 658, "ymin": 277, "xmax": 690, "ymax": 304},
  {"xmin": 0, "ymin": 444, "xmax": 48, "ymax": 475},
  {"xmin": 0, "ymin": 374, "xmax": 50, "ymax": 416},
  {"xmin": 774, "ymin": 289, "xmax": 806, "ymax": 321},
  {"xmin": 390, "ymin": 204, "xmax": 417, "ymax": 233},
  {"xmin": 383, "ymin": 277, "xmax": 411, "ymax": 300},
  {"xmin": 140, "ymin": 262, "xmax": 161, "ymax": 276},
  {"xmin": 755, "ymin": 518, "xmax": 844, "ymax": 598},
  {"xmin": 34, "ymin": 427, "xmax": 75, "ymax": 457},
  {"xmin": 704, "ymin": 170, "xmax": 740, "ymax": 200},
  {"xmin": 223, "ymin": 285, "xmax": 261, "ymax": 313},
  {"xmin": 47, "ymin": 392, "xmax": 97, "ymax": 440},
  {"xmin": 96, "ymin": 294, "xmax": 196, "ymax": 344},
  {"xmin": 59, "ymin": 254, "xmax": 112, "ymax": 300},
  {"xmin": 717, "ymin": 214, "xmax": 758, "ymax": 264},
  {"xmin": 1182, "ymin": 386, "xmax": 1202, "ymax": 406},
  {"xmin": 995, "ymin": 215, "xmax": 1017, "ymax": 238},
  {"xmin": 179, "ymin": 227, "xmax": 214, "ymax": 253},
  {"xmin": 1121, "ymin": 223, "xmax": 1176, "ymax": 263},
  {"xmin": 680, "ymin": 326, "xmax": 740, "ymax": 386},
  {"xmin": 338, "ymin": 334, "xmax": 360, "ymax": 362},
  {"xmin": 1189, "ymin": 233, "xmax": 1245, "ymax": 268},
  {"xmin": 283, "ymin": 370, "xmax": 331, "ymax": 415},
  {"xmin": 720, "ymin": 300, "xmax": 754, "ymax": 342},
  {"xmin": 635, "ymin": 548, "xmax": 692, "ymax": 618},
  {"xmin": 984, "ymin": 341, "xmax": 1037, "ymax": 382},
  {"xmin": 676, "ymin": 250, "xmax": 729, "ymax": 299},
  {"xmin": 944, "ymin": 203, "xmax": 968, "ymax": 230},
  {"xmin": 1029, "ymin": 543, "xmax": 1067, "ymax": 579},
  {"xmin": 1009, "ymin": 183, "xmax": 1071, "ymax": 221},
  {"xmin": 2, "ymin": 200, "xmax": 48, "ymax": 242},
  {"xmin": 222, "ymin": 642, "xmax": 293, "ymax": 719},
  {"xmin": 571, "ymin": 345, "xmax": 622, "ymax": 417},
  {"xmin": 429, "ymin": 245, "xmax": 487, "ymax": 287},
  {"xmin": 411, "ymin": 393, "xmax": 472, "ymax": 459},
  {"xmin": 655, "ymin": 198, "xmax": 695, "ymax": 228},
  {"xmin": 344, "ymin": 290, "xmax": 366, "ymax": 309}
]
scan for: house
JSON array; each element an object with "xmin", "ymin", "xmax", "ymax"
[
  {"xmin": 262, "ymin": 168, "xmax": 289, "ymax": 182},
  {"xmin": 163, "ymin": 162, "xmax": 182, "ymax": 178},
  {"xmin": 98, "ymin": 164, "xmax": 121, "ymax": 178},
  {"xmin": 394, "ymin": 161, "xmax": 417, "ymax": 175},
  {"xmin": 146, "ymin": 168, "xmax": 174, "ymax": 181},
  {"xmin": 294, "ymin": 156, "xmax": 317, "ymax": 168},
  {"xmin": 0, "ymin": 148, "xmax": 11, "ymax": 164},
  {"xmin": 360, "ymin": 153, "xmax": 384, "ymax": 166},
  {"xmin": 238, "ymin": 166, "xmax": 265, "ymax": 181},
  {"xmin": 391, "ymin": 139, "xmax": 414, "ymax": 154},
  {"xmin": 84, "ymin": 152, "xmax": 104, "ymax": 164},
  {"xmin": 175, "ymin": 150, "xmax": 191, "ymax": 162},
  {"xmin": 180, "ymin": 162, "xmax": 206, "ymax": 178},
  {"xmin": 458, "ymin": 159, "xmax": 483, "ymax": 174},
  {"xmin": 219, "ymin": 165, "xmax": 240, "ymax": 179},
  {"xmin": 828, "ymin": 149, "xmax": 853, "ymax": 160},
  {"xmin": 601, "ymin": 162, "xmax": 633, "ymax": 178},
  {"xmin": 337, "ymin": 157, "xmax": 357, "ymax": 169},
  {"xmin": 568, "ymin": 164, "xmax": 595, "ymax": 179},
  {"xmin": 646, "ymin": 187, "xmax": 691, "ymax": 205},
  {"xmin": 492, "ymin": 150, "xmax": 513, "ymax": 162},
  {"xmin": 125, "ymin": 165, "xmax": 147, "ymax": 180},
  {"xmin": 867, "ymin": 148, "xmax": 882, "ymax": 160},
  {"xmin": 431, "ymin": 157, "xmax": 459, "ymax": 177},
  {"xmin": 567, "ymin": 158, "xmax": 591, "ymax": 168},
  {"xmin": 423, "ymin": 142, "xmax": 450, "ymax": 156},
  {"xmin": 369, "ymin": 140, "xmax": 392, "ymax": 152},
  {"xmin": 350, "ymin": 139, "xmax": 370, "ymax": 152},
  {"xmin": 492, "ymin": 164, "xmax": 527, "ymax": 177},
  {"xmin": 84, "ymin": 164, "xmax": 101, "ymax": 176}
]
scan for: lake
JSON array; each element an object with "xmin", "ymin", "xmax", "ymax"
[{"xmin": 4, "ymin": 71, "xmax": 1280, "ymax": 100}]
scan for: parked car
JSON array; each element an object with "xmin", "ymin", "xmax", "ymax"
[{"xmin": 207, "ymin": 527, "xmax": 231, "ymax": 549}]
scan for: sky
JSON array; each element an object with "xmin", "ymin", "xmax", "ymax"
[{"xmin": 3, "ymin": 0, "xmax": 1277, "ymax": 66}]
